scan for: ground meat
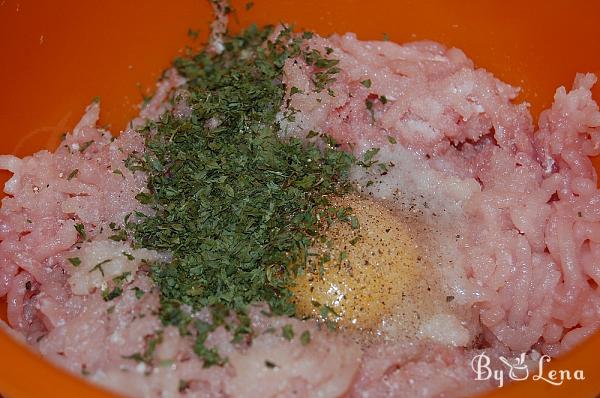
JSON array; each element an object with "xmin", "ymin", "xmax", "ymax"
[
  {"xmin": 0, "ymin": 70, "xmax": 360, "ymax": 398},
  {"xmin": 1, "ymin": 28, "xmax": 599, "ymax": 398},
  {"xmin": 280, "ymin": 31, "xmax": 600, "ymax": 396}
]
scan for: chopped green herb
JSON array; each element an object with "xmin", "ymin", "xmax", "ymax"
[
  {"xmin": 387, "ymin": 135, "xmax": 397, "ymax": 144},
  {"xmin": 360, "ymin": 79, "xmax": 372, "ymax": 88},
  {"xmin": 300, "ymin": 330, "xmax": 311, "ymax": 345},
  {"xmin": 68, "ymin": 257, "xmax": 82, "ymax": 267},
  {"xmin": 178, "ymin": 380, "xmax": 191, "ymax": 393},
  {"xmin": 122, "ymin": 352, "xmax": 144, "ymax": 363},
  {"xmin": 303, "ymin": 48, "xmax": 341, "ymax": 91},
  {"xmin": 102, "ymin": 286, "xmax": 123, "ymax": 301},
  {"xmin": 190, "ymin": 316, "xmax": 228, "ymax": 367},
  {"xmin": 144, "ymin": 334, "xmax": 162, "ymax": 353},
  {"xmin": 194, "ymin": 339, "xmax": 226, "ymax": 367},
  {"xmin": 89, "ymin": 259, "xmax": 111, "ymax": 277},
  {"xmin": 122, "ymin": 251, "xmax": 135, "ymax": 261},
  {"xmin": 302, "ymin": 31, "xmax": 314, "ymax": 39},
  {"xmin": 187, "ymin": 28, "xmax": 199, "ymax": 39},
  {"xmin": 136, "ymin": 25, "xmax": 353, "ymax": 314},
  {"xmin": 67, "ymin": 169, "xmax": 79, "ymax": 180},
  {"xmin": 365, "ymin": 98, "xmax": 375, "ymax": 122},
  {"xmin": 113, "ymin": 169, "xmax": 124, "ymax": 177},
  {"xmin": 282, "ymin": 324, "xmax": 294, "ymax": 341},
  {"xmin": 133, "ymin": 286, "xmax": 145, "ymax": 299},
  {"xmin": 109, "ymin": 229, "xmax": 128, "ymax": 241},
  {"xmin": 135, "ymin": 192, "xmax": 153, "ymax": 205},
  {"xmin": 360, "ymin": 147, "xmax": 380, "ymax": 167},
  {"xmin": 290, "ymin": 86, "xmax": 302, "ymax": 95},
  {"xmin": 378, "ymin": 162, "xmax": 389, "ymax": 174},
  {"xmin": 79, "ymin": 140, "xmax": 94, "ymax": 153},
  {"xmin": 319, "ymin": 304, "xmax": 339, "ymax": 320},
  {"xmin": 339, "ymin": 250, "xmax": 349, "ymax": 263},
  {"xmin": 74, "ymin": 223, "xmax": 87, "ymax": 240},
  {"xmin": 326, "ymin": 319, "xmax": 337, "ymax": 330},
  {"xmin": 132, "ymin": 25, "xmax": 356, "ymax": 366},
  {"xmin": 306, "ymin": 130, "xmax": 319, "ymax": 139},
  {"xmin": 113, "ymin": 272, "xmax": 131, "ymax": 284},
  {"xmin": 121, "ymin": 332, "xmax": 163, "ymax": 365}
]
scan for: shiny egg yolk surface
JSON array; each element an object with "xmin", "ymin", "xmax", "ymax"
[{"xmin": 291, "ymin": 194, "xmax": 425, "ymax": 331}]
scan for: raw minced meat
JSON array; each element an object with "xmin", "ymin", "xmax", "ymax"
[{"xmin": 1, "ymin": 27, "xmax": 599, "ymax": 398}]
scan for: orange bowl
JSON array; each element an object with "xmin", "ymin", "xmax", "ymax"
[{"xmin": 0, "ymin": 1, "xmax": 599, "ymax": 397}]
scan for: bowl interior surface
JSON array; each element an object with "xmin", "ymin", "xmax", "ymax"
[{"xmin": 0, "ymin": 1, "xmax": 599, "ymax": 397}]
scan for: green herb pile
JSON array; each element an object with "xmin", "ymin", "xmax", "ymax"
[{"xmin": 129, "ymin": 25, "xmax": 355, "ymax": 365}]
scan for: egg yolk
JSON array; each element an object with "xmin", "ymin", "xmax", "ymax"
[{"xmin": 291, "ymin": 194, "xmax": 421, "ymax": 331}]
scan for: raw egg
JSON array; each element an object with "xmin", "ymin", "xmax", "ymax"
[{"xmin": 291, "ymin": 194, "xmax": 425, "ymax": 331}]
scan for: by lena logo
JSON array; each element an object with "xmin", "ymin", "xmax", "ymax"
[{"xmin": 471, "ymin": 352, "xmax": 585, "ymax": 388}]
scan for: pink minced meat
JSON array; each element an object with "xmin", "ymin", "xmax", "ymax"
[
  {"xmin": 0, "ymin": 71, "xmax": 361, "ymax": 398},
  {"xmin": 280, "ymin": 31, "xmax": 600, "ymax": 397},
  {"xmin": 1, "ymin": 30, "xmax": 600, "ymax": 398}
]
